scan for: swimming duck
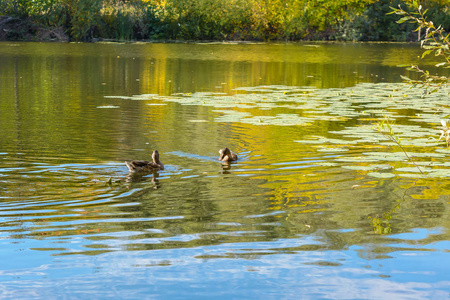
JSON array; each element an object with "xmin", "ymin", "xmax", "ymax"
[
  {"xmin": 125, "ymin": 150, "xmax": 164, "ymax": 172},
  {"xmin": 219, "ymin": 147, "xmax": 238, "ymax": 162}
]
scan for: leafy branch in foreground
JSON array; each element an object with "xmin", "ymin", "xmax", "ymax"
[
  {"xmin": 389, "ymin": 2, "xmax": 450, "ymax": 95},
  {"xmin": 389, "ymin": 2, "xmax": 450, "ymax": 148},
  {"xmin": 373, "ymin": 117, "xmax": 424, "ymax": 175},
  {"xmin": 438, "ymin": 119, "xmax": 450, "ymax": 147}
]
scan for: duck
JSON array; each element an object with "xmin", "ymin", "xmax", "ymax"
[
  {"xmin": 125, "ymin": 150, "xmax": 164, "ymax": 172},
  {"xmin": 219, "ymin": 147, "xmax": 238, "ymax": 162}
]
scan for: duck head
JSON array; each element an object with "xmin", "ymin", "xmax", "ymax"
[
  {"xmin": 219, "ymin": 147, "xmax": 237, "ymax": 162},
  {"xmin": 219, "ymin": 147, "xmax": 229, "ymax": 161},
  {"xmin": 152, "ymin": 150, "xmax": 164, "ymax": 170}
]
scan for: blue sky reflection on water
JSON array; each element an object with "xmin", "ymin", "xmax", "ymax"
[{"xmin": 0, "ymin": 233, "xmax": 449, "ymax": 299}]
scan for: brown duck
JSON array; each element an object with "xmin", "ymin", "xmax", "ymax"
[
  {"xmin": 219, "ymin": 147, "xmax": 238, "ymax": 162},
  {"xmin": 125, "ymin": 150, "xmax": 164, "ymax": 172}
]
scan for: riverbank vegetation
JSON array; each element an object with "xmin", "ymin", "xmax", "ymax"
[{"xmin": 0, "ymin": 0, "xmax": 448, "ymax": 42}]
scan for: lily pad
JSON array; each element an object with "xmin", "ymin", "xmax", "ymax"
[
  {"xmin": 188, "ymin": 120, "xmax": 209, "ymax": 123},
  {"xmin": 395, "ymin": 167, "xmax": 431, "ymax": 173},
  {"xmin": 97, "ymin": 105, "xmax": 120, "ymax": 109},
  {"xmin": 342, "ymin": 164, "xmax": 393, "ymax": 171},
  {"xmin": 429, "ymin": 169, "xmax": 450, "ymax": 177},
  {"xmin": 241, "ymin": 114, "xmax": 313, "ymax": 126},
  {"xmin": 367, "ymin": 172, "xmax": 396, "ymax": 179},
  {"xmin": 316, "ymin": 147, "xmax": 349, "ymax": 152}
]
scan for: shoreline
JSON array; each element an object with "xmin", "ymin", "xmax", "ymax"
[{"xmin": 0, "ymin": 14, "xmax": 421, "ymax": 44}]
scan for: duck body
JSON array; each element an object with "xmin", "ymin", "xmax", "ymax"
[
  {"xmin": 219, "ymin": 147, "xmax": 238, "ymax": 162},
  {"xmin": 125, "ymin": 150, "xmax": 164, "ymax": 172}
]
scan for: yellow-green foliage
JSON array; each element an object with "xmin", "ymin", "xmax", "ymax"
[
  {"xmin": 0, "ymin": 0, "xmax": 448, "ymax": 41},
  {"xmin": 70, "ymin": 0, "xmax": 103, "ymax": 41},
  {"xmin": 158, "ymin": 0, "xmax": 375, "ymax": 39}
]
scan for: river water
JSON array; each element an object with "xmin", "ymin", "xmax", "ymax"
[{"xmin": 0, "ymin": 42, "xmax": 449, "ymax": 299}]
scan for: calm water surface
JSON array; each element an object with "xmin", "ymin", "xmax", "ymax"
[{"xmin": 0, "ymin": 42, "xmax": 449, "ymax": 299}]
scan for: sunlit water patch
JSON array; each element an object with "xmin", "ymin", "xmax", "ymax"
[{"xmin": 107, "ymin": 82, "xmax": 450, "ymax": 180}]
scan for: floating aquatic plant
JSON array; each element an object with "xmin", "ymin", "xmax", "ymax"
[
  {"xmin": 97, "ymin": 105, "xmax": 120, "ymax": 109},
  {"xmin": 107, "ymin": 82, "xmax": 450, "ymax": 179},
  {"xmin": 367, "ymin": 172, "xmax": 396, "ymax": 179}
]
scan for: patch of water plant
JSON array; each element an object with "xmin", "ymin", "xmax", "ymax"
[{"xmin": 106, "ymin": 82, "xmax": 450, "ymax": 179}]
